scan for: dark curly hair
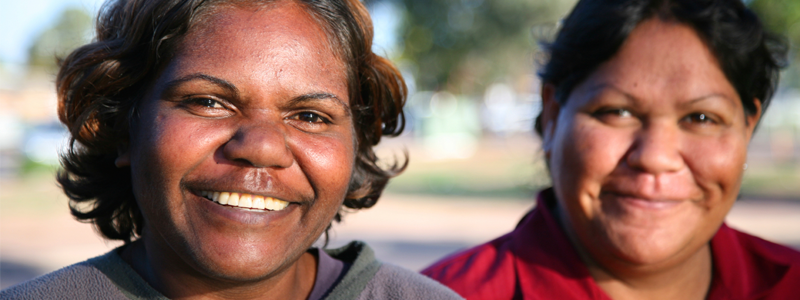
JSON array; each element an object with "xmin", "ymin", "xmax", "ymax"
[
  {"xmin": 535, "ymin": 0, "xmax": 788, "ymax": 136},
  {"xmin": 56, "ymin": 0, "xmax": 407, "ymax": 242}
]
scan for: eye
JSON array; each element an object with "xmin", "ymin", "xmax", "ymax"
[
  {"xmin": 292, "ymin": 112, "xmax": 329, "ymax": 123},
  {"xmin": 682, "ymin": 113, "xmax": 718, "ymax": 125},
  {"xmin": 189, "ymin": 97, "xmax": 225, "ymax": 109},
  {"xmin": 287, "ymin": 111, "xmax": 332, "ymax": 133},
  {"xmin": 593, "ymin": 108, "xmax": 632, "ymax": 118},
  {"xmin": 679, "ymin": 112, "xmax": 727, "ymax": 135},
  {"xmin": 592, "ymin": 107, "xmax": 637, "ymax": 126},
  {"xmin": 178, "ymin": 97, "xmax": 232, "ymax": 117},
  {"xmin": 608, "ymin": 108, "xmax": 632, "ymax": 117}
]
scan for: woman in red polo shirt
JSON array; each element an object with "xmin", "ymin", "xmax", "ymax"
[{"xmin": 423, "ymin": 0, "xmax": 800, "ymax": 299}]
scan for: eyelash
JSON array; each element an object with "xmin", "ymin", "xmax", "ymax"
[
  {"xmin": 682, "ymin": 113, "xmax": 718, "ymax": 125},
  {"xmin": 182, "ymin": 97, "xmax": 226, "ymax": 109},
  {"xmin": 179, "ymin": 96, "xmax": 335, "ymax": 129},
  {"xmin": 593, "ymin": 108, "xmax": 718, "ymax": 122},
  {"xmin": 593, "ymin": 108, "xmax": 633, "ymax": 119},
  {"xmin": 290, "ymin": 112, "xmax": 330, "ymax": 124}
]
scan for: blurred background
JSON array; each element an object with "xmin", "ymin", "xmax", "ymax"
[{"xmin": 2, "ymin": 0, "xmax": 800, "ymax": 289}]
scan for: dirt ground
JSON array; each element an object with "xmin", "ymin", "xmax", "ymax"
[{"xmin": 1, "ymin": 185, "xmax": 799, "ymax": 289}]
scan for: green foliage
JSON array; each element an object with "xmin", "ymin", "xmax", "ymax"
[
  {"xmin": 390, "ymin": 0, "xmax": 576, "ymax": 94},
  {"xmin": 20, "ymin": 156, "xmax": 59, "ymax": 175},
  {"xmin": 749, "ymin": 0, "xmax": 800, "ymax": 87},
  {"xmin": 28, "ymin": 8, "xmax": 93, "ymax": 71}
]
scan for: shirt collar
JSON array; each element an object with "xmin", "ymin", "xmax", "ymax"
[
  {"xmin": 510, "ymin": 188, "xmax": 612, "ymax": 299},
  {"xmin": 707, "ymin": 223, "xmax": 793, "ymax": 299}
]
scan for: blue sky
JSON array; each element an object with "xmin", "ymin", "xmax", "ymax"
[
  {"xmin": 0, "ymin": 0, "xmax": 105, "ymax": 66},
  {"xmin": 0, "ymin": 0, "xmax": 399, "ymax": 67}
]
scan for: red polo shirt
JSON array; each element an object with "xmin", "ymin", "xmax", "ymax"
[{"xmin": 422, "ymin": 189, "xmax": 800, "ymax": 299}]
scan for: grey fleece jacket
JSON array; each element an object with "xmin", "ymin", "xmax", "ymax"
[{"xmin": 0, "ymin": 241, "xmax": 462, "ymax": 300}]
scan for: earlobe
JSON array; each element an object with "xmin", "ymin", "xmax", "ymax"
[
  {"xmin": 115, "ymin": 144, "xmax": 131, "ymax": 168},
  {"xmin": 540, "ymin": 83, "xmax": 561, "ymax": 155}
]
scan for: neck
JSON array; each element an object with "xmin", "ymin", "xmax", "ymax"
[
  {"xmin": 553, "ymin": 204, "xmax": 713, "ymax": 300},
  {"xmin": 586, "ymin": 244, "xmax": 712, "ymax": 300},
  {"xmin": 120, "ymin": 235, "xmax": 317, "ymax": 300}
]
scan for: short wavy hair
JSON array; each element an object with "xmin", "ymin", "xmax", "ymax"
[
  {"xmin": 57, "ymin": 0, "xmax": 407, "ymax": 242},
  {"xmin": 535, "ymin": 0, "xmax": 788, "ymax": 136}
]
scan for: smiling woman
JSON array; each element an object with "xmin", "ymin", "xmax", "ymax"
[
  {"xmin": 0, "ymin": 0, "xmax": 461, "ymax": 299},
  {"xmin": 423, "ymin": 0, "xmax": 800, "ymax": 299}
]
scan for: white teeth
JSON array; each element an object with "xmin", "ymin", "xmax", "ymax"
[
  {"xmin": 228, "ymin": 193, "xmax": 240, "ymax": 206},
  {"xmin": 239, "ymin": 194, "xmax": 253, "ymax": 208},
  {"xmin": 218, "ymin": 192, "xmax": 230, "ymax": 205},
  {"xmin": 266, "ymin": 198, "xmax": 289, "ymax": 210},
  {"xmin": 200, "ymin": 191, "xmax": 288, "ymax": 211},
  {"xmin": 253, "ymin": 196, "xmax": 266, "ymax": 209}
]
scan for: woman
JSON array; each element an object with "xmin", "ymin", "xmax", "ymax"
[
  {"xmin": 423, "ymin": 0, "xmax": 800, "ymax": 299},
  {"xmin": 1, "ymin": 0, "xmax": 461, "ymax": 299}
]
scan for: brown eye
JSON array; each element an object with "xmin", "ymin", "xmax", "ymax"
[
  {"xmin": 592, "ymin": 107, "xmax": 638, "ymax": 127},
  {"xmin": 191, "ymin": 98, "xmax": 224, "ymax": 109},
  {"xmin": 594, "ymin": 108, "xmax": 632, "ymax": 118},
  {"xmin": 611, "ymin": 109, "xmax": 632, "ymax": 117},
  {"xmin": 684, "ymin": 113, "xmax": 717, "ymax": 124},
  {"xmin": 293, "ymin": 112, "xmax": 328, "ymax": 123},
  {"xmin": 177, "ymin": 96, "xmax": 233, "ymax": 118}
]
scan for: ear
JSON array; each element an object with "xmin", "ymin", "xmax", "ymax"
[
  {"xmin": 540, "ymin": 83, "xmax": 561, "ymax": 156},
  {"xmin": 744, "ymin": 98, "xmax": 762, "ymax": 141},
  {"xmin": 115, "ymin": 143, "xmax": 131, "ymax": 168}
]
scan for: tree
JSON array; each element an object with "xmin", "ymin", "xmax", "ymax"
[
  {"xmin": 28, "ymin": 8, "xmax": 93, "ymax": 72},
  {"xmin": 749, "ymin": 0, "xmax": 800, "ymax": 87},
  {"xmin": 385, "ymin": 0, "xmax": 576, "ymax": 95}
]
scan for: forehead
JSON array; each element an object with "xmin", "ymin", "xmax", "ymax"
[
  {"xmin": 584, "ymin": 18, "xmax": 737, "ymax": 103},
  {"xmin": 165, "ymin": 1, "xmax": 347, "ymax": 98}
]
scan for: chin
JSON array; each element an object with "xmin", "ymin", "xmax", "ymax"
[
  {"xmin": 190, "ymin": 248, "xmax": 294, "ymax": 282},
  {"xmin": 600, "ymin": 221, "xmax": 700, "ymax": 266}
]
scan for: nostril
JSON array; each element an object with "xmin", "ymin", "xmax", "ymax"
[{"xmin": 233, "ymin": 157, "xmax": 258, "ymax": 167}]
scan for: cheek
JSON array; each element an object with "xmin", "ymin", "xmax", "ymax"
[
  {"xmin": 683, "ymin": 132, "xmax": 748, "ymax": 198},
  {"xmin": 552, "ymin": 116, "xmax": 632, "ymax": 195},
  {"xmin": 290, "ymin": 132, "xmax": 355, "ymax": 200},
  {"xmin": 133, "ymin": 113, "xmax": 217, "ymax": 178}
]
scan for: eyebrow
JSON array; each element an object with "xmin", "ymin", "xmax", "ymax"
[
  {"xmin": 590, "ymin": 84, "xmax": 735, "ymax": 106},
  {"xmin": 582, "ymin": 84, "xmax": 639, "ymax": 102},
  {"xmin": 163, "ymin": 73, "xmax": 240, "ymax": 98},
  {"xmin": 685, "ymin": 93, "xmax": 736, "ymax": 105}
]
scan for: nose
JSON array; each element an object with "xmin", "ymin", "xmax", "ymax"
[
  {"xmin": 222, "ymin": 121, "xmax": 293, "ymax": 169},
  {"xmin": 625, "ymin": 122, "xmax": 684, "ymax": 174}
]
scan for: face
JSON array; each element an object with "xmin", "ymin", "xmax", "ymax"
[
  {"xmin": 120, "ymin": 3, "xmax": 353, "ymax": 281},
  {"xmin": 541, "ymin": 19, "xmax": 760, "ymax": 271}
]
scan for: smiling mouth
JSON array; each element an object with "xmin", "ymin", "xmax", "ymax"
[{"xmin": 199, "ymin": 191, "xmax": 289, "ymax": 211}]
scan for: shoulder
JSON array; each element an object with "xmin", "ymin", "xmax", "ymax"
[
  {"xmin": 423, "ymin": 233, "xmax": 514, "ymax": 278},
  {"xmin": 712, "ymin": 225, "xmax": 800, "ymax": 298},
  {"xmin": 357, "ymin": 263, "xmax": 464, "ymax": 300},
  {"xmin": 0, "ymin": 257, "xmax": 127, "ymax": 300},
  {"xmin": 324, "ymin": 241, "xmax": 463, "ymax": 300},
  {"xmin": 421, "ymin": 233, "xmax": 517, "ymax": 299},
  {"xmin": 717, "ymin": 225, "xmax": 800, "ymax": 266}
]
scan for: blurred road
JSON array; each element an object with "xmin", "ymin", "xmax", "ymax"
[{"xmin": 1, "ymin": 191, "xmax": 799, "ymax": 289}]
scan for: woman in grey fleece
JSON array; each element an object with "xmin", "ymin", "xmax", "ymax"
[{"xmin": 1, "ymin": 0, "xmax": 462, "ymax": 299}]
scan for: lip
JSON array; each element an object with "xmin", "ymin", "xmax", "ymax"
[
  {"xmin": 188, "ymin": 189, "xmax": 300, "ymax": 226},
  {"xmin": 601, "ymin": 192, "xmax": 684, "ymax": 211}
]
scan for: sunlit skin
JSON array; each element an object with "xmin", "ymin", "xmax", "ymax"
[
  {"xmin": 540, "ymin": 19, "xmax": 761, "ymax": 300},
  {"xmin": 114, "ymin": 2, "xmax": 354, "ymax": 299}
]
